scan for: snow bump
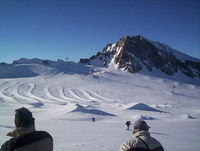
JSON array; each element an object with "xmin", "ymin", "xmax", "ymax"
[
  {"xmin": 70, "ymin": 104, "xmax": 116, "ymax": 116},
  {"xmin": 127, "ymin": 103, "xmax": 163, "ymax": 112}
]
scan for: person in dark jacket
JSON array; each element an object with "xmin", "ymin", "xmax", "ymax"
[
  {"xmin": 119, "ymin": 120, "xmax": 164, "ymax": 151},
  {"xmin": 0, "ymin": 107, "xmax": 53, "ymax": 151},
  {"xmin": 125, "ymin": 121, "xmax": 131, "ymax": 130}
]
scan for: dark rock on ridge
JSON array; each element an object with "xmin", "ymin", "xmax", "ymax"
[{"xmin": 80, "ymin": 35, "xmax": 200, "ymax": 79}]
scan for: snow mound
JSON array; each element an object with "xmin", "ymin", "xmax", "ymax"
[
  {"xmin": 127, "ymin": 103, "xmax": 163, "ymax": 112},
  {"xmin": 132, "ymin": 114, "xmax": 156, "ymax": 120},
  {"xmin": 70, "ymin": 104, "xmax": 116, "ymax": 116}
]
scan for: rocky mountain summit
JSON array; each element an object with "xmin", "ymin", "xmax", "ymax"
[{"xmin": 80, "ymin": 35, "xmax": 200, "ymax": 79}]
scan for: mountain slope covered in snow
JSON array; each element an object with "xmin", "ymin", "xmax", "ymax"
[
  {"xmin": 0, "ymin": 58, "xmax": 93, "ymax": 78},
  {"xmin": 80, "ymin": 35, "xmax": 200, "ymax": 84},
  {"xmin": 0, "ymin": 69, "xmax": 200, "ymax": 151}
]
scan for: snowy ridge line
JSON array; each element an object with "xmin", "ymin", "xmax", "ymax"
[
  {"xmin": 1, "ymin": 82, "xmax": 25, "ymax": 104},
  {"xmin": 17, "ymin": 83, "xmax": 31, "ymax": 97},
  {"xmin": 0, "ymin": 82, "xmax": 16, "ymax": 102},
  {"xmin": 57, "ymin": 87, "xmax": 77, "ymax": 102},
  {"xmin": 14, "ymin": 83, "xmax": 40, "ymax": 104},
  {"xmin": 43, "ymin": 87, "xmax": 68, "ymax": 104},
  {"xmin": 4, "ymin": 82, "xmax": 34, "ymax": 104},
  {"xmin": 81, "ymin": 89, "xmax": 113, "ymax": 102},
  {"xmin": 0, "ymin": 82, "xmax": 10, "ymax": 91},
  {"xmin": 86, "ymin": 90, "xmax": 114, "ymax": 102},
  {"xmin": 18, "ymin": 83, "xmax": 44, "ymax": 108},
  {"xmin": 32, "ymin": 85, "xmax": 65, "ymax": 104},
  {"xmin": 62, "ymin": 87, "xmax": 75, "ymax": 99},
  {"xmin": 80, "ymin": 89, "xmax": 99, "ymax": 101},
  {"xmin": 68, "ymin": 89, "xmax": 88, "ymax": 102},
  {"xmin": 26, "ymin": 83, "xmax": 49, "ymax": 103}
]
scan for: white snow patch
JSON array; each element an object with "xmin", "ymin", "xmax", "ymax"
[{"xmin": 145, "ymin": 38, "xmax": 200, "ymax": 62}]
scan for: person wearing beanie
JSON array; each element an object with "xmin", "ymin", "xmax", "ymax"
[
  {"xmin": 0, "ymin": 107, "xmax": 53, "ymax": 151},
  {"xmin": 119, "ymin": 120, "xmax": 164, "ymax": 151}
]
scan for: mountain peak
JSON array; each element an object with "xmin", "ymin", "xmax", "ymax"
[{"xmin": 80, "ymin": 35, "xmax": 200, "ymax": 79}]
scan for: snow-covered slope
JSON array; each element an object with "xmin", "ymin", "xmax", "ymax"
[
  {"xmin": 0, "ymin": 69, "xmax": 200, "ymax": 151},
  {"xmin": 0, "ymin": 58, "xmax": 93, "ymax": 78}
]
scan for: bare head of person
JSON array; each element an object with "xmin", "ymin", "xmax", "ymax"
[{"xmin": 14, "ymin": 107, "xmax": 35, "ymax": 128}]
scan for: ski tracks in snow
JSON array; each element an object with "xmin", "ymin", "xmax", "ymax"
[
  {"xmin": 67, "ymin": 89, "xmax": 89, "ymax": 102},
  {"xmin": 0, "ymin": 81, "xmax": 17, "ymax": 103},
  {"xmin": 43, "ymin": 87, "xmax": 68, "ymax": 105},
  {"xmin": 65, "ymin": 88, "xmax": 113, "ymax": 103},
  {"xmin": 57, "ymin": 87, "xmax": 77, "ymax": 103},
  {"xmin": 80, "ymin": 89, "xmax": 113, "ymax": 103},
  {"xmin": 13, "ymin": 83, "xmax": 42, "ymax": 106},
  {"xmin": 0, "ymin": 80, "xmax": 115, "ymax": 107}
]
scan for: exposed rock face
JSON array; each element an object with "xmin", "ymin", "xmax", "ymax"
[{"xmin": 79, "ymin": 35, "xmax": 200, "ymax": 79}]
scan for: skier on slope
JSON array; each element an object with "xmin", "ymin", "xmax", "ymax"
[
  {"xmin": 0, "ymin": 107, "xmax": 53, "ymax": 151},
  {"xmin": 119, "ymin": 120, "xmax": 164, "ymax": 151},
  {"xmin": 92, "ymin": 117, "xmax": 96, "ymax": 122},
  {"xmin": 125, "ymin": 121, "xmax": 131, "ymax": 130}
]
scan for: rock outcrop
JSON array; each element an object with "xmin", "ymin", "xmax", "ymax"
[{"xmin": 80, "ymin": 35, "xmax": 200, "ymax": 79}]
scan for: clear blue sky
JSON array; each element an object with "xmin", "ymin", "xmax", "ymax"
[{"xmin": 0, "ymin": 0, "xmax": 200, "ymax": 63}]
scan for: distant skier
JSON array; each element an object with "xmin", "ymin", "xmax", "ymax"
[
  {"xmin": 171, "ymin": 85, "xmax": 176, "ymax": 94},
  {"xmin": 0, "ymin": 107, "xmax": 53, "ymax": 151},
  {"xmin": 125, "ymin": 121, "xmax": 131, "ymax": 130},
  {"xmin": 119, "ymin": 120, "xmax": 164, "ymax": 151},
  {"xmin": 92, "ymin": 117, "xmax": 96, "ymax": 122}
]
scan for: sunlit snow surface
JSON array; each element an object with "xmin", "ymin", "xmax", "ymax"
[{"xmin": 0, "ymin": 69, "xmax": 200, "ymax": 151}]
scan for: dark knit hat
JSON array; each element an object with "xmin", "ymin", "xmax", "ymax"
[
  {"xmin": 133, "ymin": 120, "xmax": 150, "ymax": 132},
  {"xmin": 15, "ymin": 107, "xmax": 35, "ymax": 127}
]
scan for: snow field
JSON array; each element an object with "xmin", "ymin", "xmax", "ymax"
[{"xmin": 0, "ymin": 69, "xmax": 200, "ymax": 151}]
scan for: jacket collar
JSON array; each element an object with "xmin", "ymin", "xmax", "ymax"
[
  {"xmin": 133, "ymin": 130, "xmax": 150, "ymax": 138},
  {"xmin": 7, "ymin": 124, "xmax": 36, "ymax": 138}
]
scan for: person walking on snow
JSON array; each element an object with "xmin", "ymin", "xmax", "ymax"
[
  {"xmin": 0, "ymin": 107, "xmax": 53, "ymax": 151},
  {"xmin": 125, "ymin": 121, "xmax": 131, "ymax": 130},
  {"xmin": 119, "ymin": 120, "xmax": 164, "ymax": 151}
]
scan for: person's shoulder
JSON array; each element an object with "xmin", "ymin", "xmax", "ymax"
[
  {"xmin": 119, "ymin": 136, "xmax": 139, "ymax": 151},
  {"xmin": 9, "ymin": 131, "xmax": 53, "ymax": 150},
  {"xmin": 149, "ymin": 136, "xmax": 164, "ymax": 150},
  {"xmin": 150, "ymin": 136, "xmax": 162, "ymax": 145},
  {"xmin": 32, "ymin": 131, "xmax": 53, "ymax": 140},
  {"xmin": 0, "ymin": 138, "xmax": 17, "ymax": 151}
]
